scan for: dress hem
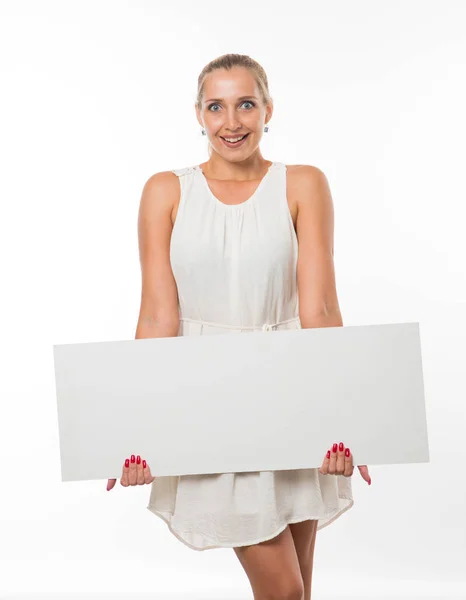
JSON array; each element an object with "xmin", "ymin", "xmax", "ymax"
[{"xmin": 146, "ymin": 495, "xmax": 354, "ymax": 552}]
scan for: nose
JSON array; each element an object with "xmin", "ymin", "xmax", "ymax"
[{"xmin": 224, "ymin": 110, "xmax": 242, "ymax": 131}]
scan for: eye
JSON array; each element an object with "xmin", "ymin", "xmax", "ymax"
[{"xmin": 207, "ymin": 100, "xmax": 256, "ymax": 112}]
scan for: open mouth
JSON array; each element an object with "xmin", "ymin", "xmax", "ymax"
[{"xmin": 220, "ymin": 133, "xmax": 250, "ymax": 148}]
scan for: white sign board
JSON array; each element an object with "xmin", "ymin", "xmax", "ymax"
[{"xmin": 53, "ymin": 322, "xmax": 429, "ymax": 482}]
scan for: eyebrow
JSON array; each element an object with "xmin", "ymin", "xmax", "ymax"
[{"xmin": 204, "ymin": 95, "xmax": 259, "ymax": 103}]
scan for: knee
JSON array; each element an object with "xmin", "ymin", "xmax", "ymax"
[
  {"xmin": 285, "ymin": 589, "xmax": 305, "ymax": 600},
  {"xmin": 262, "ymin": 584, "xmax": 305, "ymax": 600}
]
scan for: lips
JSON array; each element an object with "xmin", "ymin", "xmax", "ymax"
[
  {"xmin": 220, "ymin": 134, "xmax": 248, "ymax": 141},
  {"xmin": 220, "ymin": 133, "xmax": 250, "ymax": 148}
]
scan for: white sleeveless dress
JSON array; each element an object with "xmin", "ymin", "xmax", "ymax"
[{"xmin": 146, "ymin": 161, "xmax": 354, "ymax": 551}]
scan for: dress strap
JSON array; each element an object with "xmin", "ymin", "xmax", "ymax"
[{"xmin": 171, "ymin": 167, "xmax": 191, "ymax": 177}]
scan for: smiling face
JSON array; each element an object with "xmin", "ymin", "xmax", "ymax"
[{"xmin": 196, "ymin": 66, "xmax": 273, "ymax": 162}]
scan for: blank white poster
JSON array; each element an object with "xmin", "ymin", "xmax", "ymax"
[{"xmin": 53, "ymin": 321, "xmax": 429, "ymax": 482}]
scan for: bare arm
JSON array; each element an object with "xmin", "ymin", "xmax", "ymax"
[
  {"xmin": 295, "ymin": 167, "xmax": 373, "ymax": 480},
  {"xmin": 106, "ymin": 173, "xmax": 181, "ymax": 490},
  {"xmin": 295, "ymin": 166, "xmax": 343, "ymax": 329},
  {"xmin": 136, "ymin": 171, "xmax": 181, "ymax": 338}
]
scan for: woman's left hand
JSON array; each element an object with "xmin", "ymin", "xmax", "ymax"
[{"xmin": 319, "ymin": 442, "xmax": 371, "ymax": 485}]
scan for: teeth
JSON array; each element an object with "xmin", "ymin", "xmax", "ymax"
[{"xmin": 224, "ymin": 135, "xmax": 246, "ymax": 142}]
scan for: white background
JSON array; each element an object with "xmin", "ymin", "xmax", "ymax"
[{"xmin": 1, "ymin": 0, "xmax": 465, "ymax": 598}]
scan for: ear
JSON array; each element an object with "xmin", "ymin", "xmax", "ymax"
[
  {"xmin": 195, "ymin": 103, "xmax": 203, "ymax": 129},
  {"xmin": 265, "ymin": 102, "xmax": 273, "ymax": 124}
]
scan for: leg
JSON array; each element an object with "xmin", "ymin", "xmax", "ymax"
[
  {"xmin": 233, "ymin": 525, "xmax": 305, "ymax": 600},
  {"xmin": 288, "ymin": 520, "xmax": 318, "ymax": 600}
]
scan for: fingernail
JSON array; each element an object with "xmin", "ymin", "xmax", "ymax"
[
  {"xmin": 125, "ymin": 459, "xmax": 130, "ymax": 467},
  {"xmin": 326, "ymin": 450, "xmax": 330, "ymax": 459},
  {"xmin": 339, "ymin": 442, "xmax": 344, "ymax": 451},
  {"xmin": 368, "ymin": 479, "xmax": 372, "ymax": 485},
  {"xmin": 136, "ymin": 455, "xmax": 141, "ymax": 465},
  {"xmin": 332, "ymin": 443, "xmax": 337, "ymax": 452},
  {"xmin": 131, "ymin": 455, "xmax": 135, "ymax": 463},
  {"xmin": 345, "ymin": 448, "xmax": 350, "ymax": 457},
  {"xmin": 143, "ymin": 459, "xmax": 147, "ymax": 468}
]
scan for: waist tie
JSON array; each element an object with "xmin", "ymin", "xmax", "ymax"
[{"xmin": 179, "ymin": 315, "xmax": 300, "ymax": 332}]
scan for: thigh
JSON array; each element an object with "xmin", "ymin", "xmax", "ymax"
[
  {"xmin": 288, "ymin": 520, "xmax": 318, "ymax": 580},
  {"xmin": 233, "ymin": 525, "xmax": 304, "ymax": 600}
]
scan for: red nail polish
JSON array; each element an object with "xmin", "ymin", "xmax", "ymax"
[
  {"xmin": 345, "ymin": 448, "xmax": 350, "ymax": 457},
  {"xmin": 326, "ymin": 450, "xmax": 330, "ymax": 459},
  {"xmin": 131, "ymin": 455, "xmax": 135, "ymax": 463},
  {"xmin": 125, "ymin": 459, "xmax": 129, "ymax": 468},
  {"xmin": 136, "ymin": 455, "xmax": 141, "ymax": 465},
  {"xmin": 332, "ymin": 443, "xmax": 337, "ymax": 452},
  {"xmin": 143, "ymin": 460, "xmax": 147, "ymax": 468}
]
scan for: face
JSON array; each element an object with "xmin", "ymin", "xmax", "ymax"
[{"xmin": 196, "ymin": 67, "xmax": 273, "ymax": 160}]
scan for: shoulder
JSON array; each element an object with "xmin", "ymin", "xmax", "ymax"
[
  {"xmin": 140, "ymin": 170, "xmax": 181, "ymax": 210},
  {"xmin": 285, "ymin": 164, "xmax": 329, "ymax": 188},
  {"xmin": 143, "ymin": 170, "xmax": 180, "ymax": 192},
  {"xmin": 285, "ymin": 164, "xmax": 332, "ymax": 210}
]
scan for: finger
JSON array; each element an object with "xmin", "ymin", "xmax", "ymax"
[
  {"xmin": 319, "ymin": 450, "xmax": 331, "ymax": 475},
  {"xmin": 343, "ymin": 447, "xmax": 353, "ymax": 477},
  {"xmin": 143, "ymin": 459, "xmax": 155, "ymax": 484},
  {"xmin": 358, "ymin": 465, "xmax": 371, "ymax": 485},
  {"xmin": 336, "ymin": 442, "xmax": 345, "ymax": 474},
  {"xmin": 120, "ymin": 458, "xmax": 130, "ymax": 487},
  {"xmin": 328, "ymin": 442, "xmax": 338, "ymax": 474},
  {"xmin": 129, "ymin": 454, "xmax": 137, "ymax": 485},
  {"xmin": 136, "ymin": 455, "xmax": 145, "ymax": 484},
  {"xmin": 107, "ymin": 478, "xmax": 116, "ymax": 491}
]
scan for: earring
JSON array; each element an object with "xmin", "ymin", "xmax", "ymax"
[
  {"xmin": 264, "ymin": 124, "xmax": 269, "ymax": 132},
  {"xmin": 201, "ymin": 128, "xmax": 206, "ymax": 136}
]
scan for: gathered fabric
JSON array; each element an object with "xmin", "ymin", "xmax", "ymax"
[{"xmin": 146, "ymin": 161, "xmax": 354, "ymax": 551}]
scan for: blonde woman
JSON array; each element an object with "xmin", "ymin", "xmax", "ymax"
[{"xmin": 107, "ymin": 53, "xmax": 371, "ymax": 600}]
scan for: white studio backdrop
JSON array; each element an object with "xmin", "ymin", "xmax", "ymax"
[{"xmin": 0, "ymin": 0, "xmax": 465, "ymax": 598}]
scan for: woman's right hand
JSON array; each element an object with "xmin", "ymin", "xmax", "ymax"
[{"xmin": 106, "ymin": 455, "xmax": 155, "ymax": 491}]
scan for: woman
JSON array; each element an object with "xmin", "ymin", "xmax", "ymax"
[{"xmin": 107, "ymin": 53, "xmax": 371, "ymax": 600}]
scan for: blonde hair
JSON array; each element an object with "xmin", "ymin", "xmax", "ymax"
[{"xmin": 196, "ymin": 54, "xmax": 272, "ymax": 156}]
